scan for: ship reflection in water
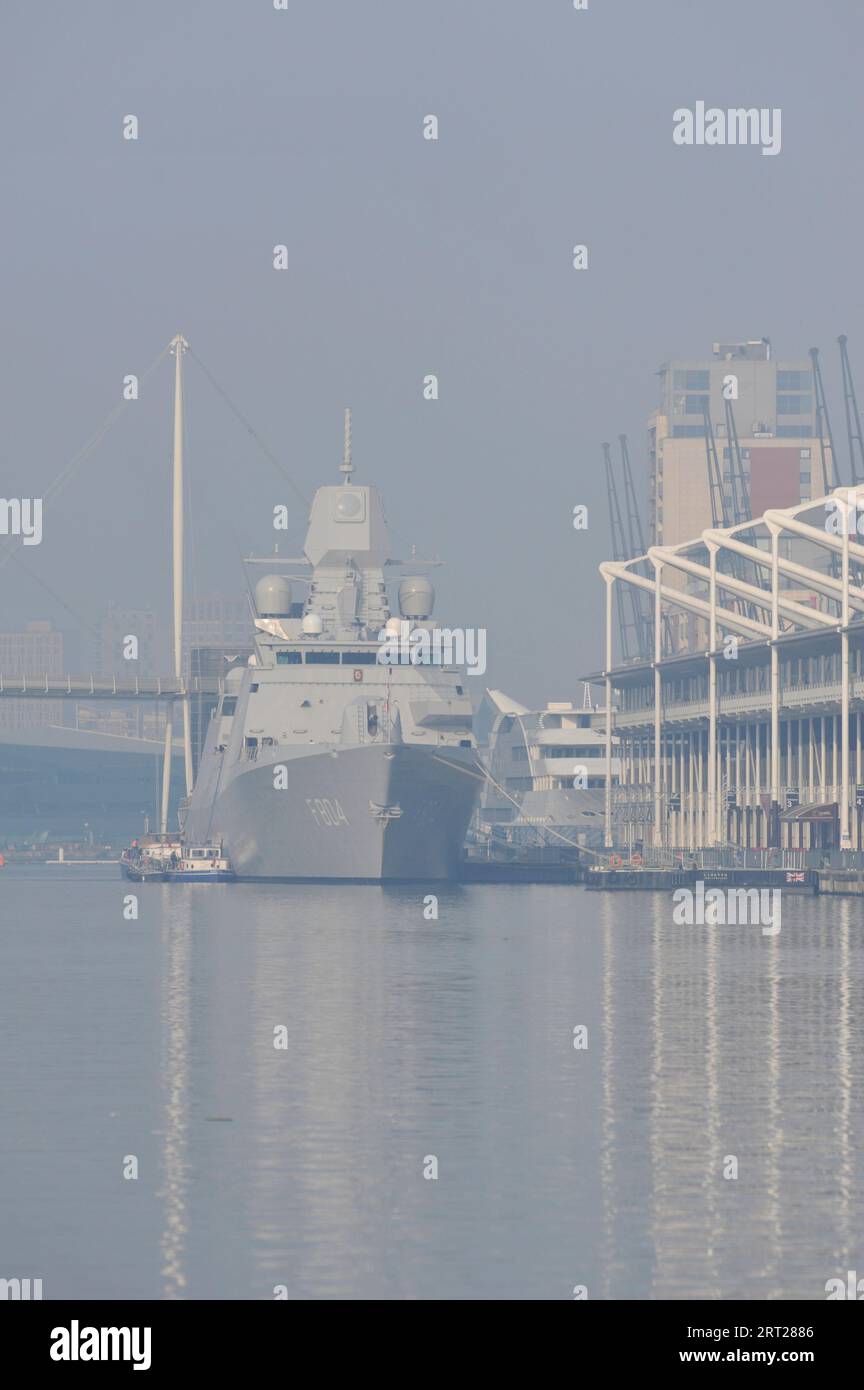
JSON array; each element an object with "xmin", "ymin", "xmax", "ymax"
[{"xmin": 0, "ymin": 869, "xmax": 862, "ymax": 1299}]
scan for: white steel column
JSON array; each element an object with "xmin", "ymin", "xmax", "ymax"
[
  {"xmin": 856, "ymin": 711, "xmax": 862, "ymax": 849},
  {"xmin": 707, "ymin": 542, "xmax": 718, "ymax": 845},
  {"xmin": 772, "ymin": 522, "xmax": 783, "ymax": 850},
  {"xmin": 604, "ymin": 573, "xmax": 614, "ymax": 848},
  {"xmin": 856, "ymin": 712, "xmax": 862, "ymax": 850},
  {"xmin": 161, "ymin": 332, "xmax": 192, "ymax": 835},
  {"xmin": 777, "ymin": 522, "xmax": 783, "ymax": 795},
  {"xmin": 738, "ymin": 728, "xmax": 744, "ymax": 845},
  {"xmin": 172, "ymin": 335, "xmax": 194, "ymax": 798},
  {"xmin": 691, "ymin": 728, "xmax": 697, "ymax": 845},
  {"xmin": 841, "ymin": 489, "xmax": 851, "ymax": 848},
  {"xmin": 745, "ymin": 722, "xmax": 752, "ymax": 846},
  {"xmin": 653, "ymin": 558, "xmax": 663, "ymax": 847},
  {"xmin": 678, "ymin": 731, "xmax": 685, "ymax": 849},
  {"xmin": 160, "ymin": 702, "xmax": 173, "ymax": 836},
  {"xmin": 755, "ymin": 724, "xmax": 762, "ymax": 843},
  {"xmin": 696, "ymin": 733, "xmax": 704, "ymax": 845}
]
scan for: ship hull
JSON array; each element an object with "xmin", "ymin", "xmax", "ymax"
[{"xmin": 185, "ymin": 742, "xmax": 479, "ymax": 881}]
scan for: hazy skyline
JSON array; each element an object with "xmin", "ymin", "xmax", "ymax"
[{"xmin": 2, "ymin": 0, "xmax": 863, "ymax": 702}]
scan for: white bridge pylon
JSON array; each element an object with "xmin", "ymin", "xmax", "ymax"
[{"xmin": 600, "ymin": 483, "xmax": 864, "ymax": 852}]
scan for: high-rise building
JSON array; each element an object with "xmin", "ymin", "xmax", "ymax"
[
  {"xmin": 183, "ymin": 596, "xmax": 250, "ymax": 670},
  {"xmin": 91, "ymin": 605, "xmax": 158, "ymax": 676},
  {"xmin": 78, "ymin": 605, "xmax": 159, "ymax": 738},
  {"xmin": 648, "ymin": 339, "xmax": 820, "ymax": 549},
  {"xmin": 0, "ymin": 621, "xmax": 65, "ymax": 729}
]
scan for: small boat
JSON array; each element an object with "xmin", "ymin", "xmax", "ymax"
[
  {"xmin": 120, "ymin": 833, "xmax": 182, "ymax": 883},
  {"xmin": 163, "ymin": 843, "xmax": 235, "ymax": 883}
]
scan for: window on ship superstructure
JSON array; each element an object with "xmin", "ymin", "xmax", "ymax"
[
  {"xmin": 221, "ymin": 697, "xmax": 238, "ymax": 716},
  {"xmin": 341, "ymin": 652, "xmax": 377, "ymax": 664},
  {"xmin": 541, "ymin": 744, "xmax": 603, "ymax": 759},
  {"xmin": 276, "ymin": 651, "xmax": 302, "ymax": 665},
  {"xmin": 306, "ymin": 651, "xmax": 339, "ymax": 665}
]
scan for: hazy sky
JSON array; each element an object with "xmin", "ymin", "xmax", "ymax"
[{"xmin": 2, "ymin": 0, "xmax": 863, "ymax": 703}]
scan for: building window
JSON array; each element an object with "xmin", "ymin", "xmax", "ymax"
[
  {"xmin": 777, "ymin": 370, "xmax": 810, "ymax": 391},
  {"xmin": 673, "ymin": 369, "xmax": 710, "ymax": 390},
  {"xmin": 777, "ymin": 393, "xmax": 812, "ymax": 415}
]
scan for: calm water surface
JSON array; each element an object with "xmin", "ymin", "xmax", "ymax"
[{"xmin": 1, "ymin": 867, "xmax": 862, "ymax": 1300}]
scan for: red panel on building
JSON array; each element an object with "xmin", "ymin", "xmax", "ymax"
[{"xmin": 748, "ymin": 447, "xmax": 802, "ymax": 516}]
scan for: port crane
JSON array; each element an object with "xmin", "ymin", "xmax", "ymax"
[
  {"xmin": 618, "ymin": 435, "xmax": 659, "ymax": 656},
  {"xmin": 701, "ymin": 399, "xmax": 765, "ymax": 623},
  {"xmin": 838, "ymin": 335, "xmax": 864, "ymax": 487},
  {"xmin": 603, "ymin": 442, "xmax": 656, "ymax": 663},
  {"xmin": 810, "ymin": 346, "xmax": 841, "ymax": 492}
]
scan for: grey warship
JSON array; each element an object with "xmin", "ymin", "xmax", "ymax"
[{"xmin": 184, "ymin": 418, "xmax": 480, "ymax": 879}]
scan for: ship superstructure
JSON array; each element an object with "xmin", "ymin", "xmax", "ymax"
[{"xmin": 477, "ymin": 691, "xmax": 621, "ymax": 850}]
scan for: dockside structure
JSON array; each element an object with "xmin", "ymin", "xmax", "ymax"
[{"xmin": 591, "ymin": 484, "xmax": 864, "ymax": 852}]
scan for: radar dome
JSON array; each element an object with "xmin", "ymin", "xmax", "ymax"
[
  {"xmin": 334, "ymin": 490, "xmax": 364, "ymax": 519},
  {"xmin": 302, "ymin": 612, "xmax": 323, "ymax": 636},
  {"xmin": 399, "ymin": 576, "xmax": 434, "ymax": 620},
  {"xmin": 255, "ymin": 575, "xmax": 293, "ymax": 618}
]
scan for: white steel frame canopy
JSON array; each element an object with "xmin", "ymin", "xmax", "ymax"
[{"xmin": 600, "ymin": 483, "xmax": 864, "ymax": 851}]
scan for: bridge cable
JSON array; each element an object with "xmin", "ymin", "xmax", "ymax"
[
  {"xmin": 186, "ymin": 345, "xmax": 309, "ymax": 509},
  {"xmin": 0, "ymin": 341, "xmax": 173, "ymax": 572}
]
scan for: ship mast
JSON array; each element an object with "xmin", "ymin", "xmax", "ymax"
[
  {"xmin": 160, "ymin": 333, "xmax": 193, "ymax": 833},
  {"xmin": 340, "ymin": 407, "xmax": 353, "ymax": 482}
]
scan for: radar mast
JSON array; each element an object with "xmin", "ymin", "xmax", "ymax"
[{"xmin": 340, "ymin": 407, "xmax": 353, "ymax": 482}]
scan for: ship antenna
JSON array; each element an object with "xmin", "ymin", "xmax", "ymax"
[{"xmin": 340, "ymin": 407, "xmax": 353, "ymax": 482}]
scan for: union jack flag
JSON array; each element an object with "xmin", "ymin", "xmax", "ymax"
[{"xmin": 785, "ymin": 871, "xmax": 805, "ymax": 883}]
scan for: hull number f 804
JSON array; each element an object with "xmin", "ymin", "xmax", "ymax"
[{"xmin": 306, "ymin": 798, "xmax": 349, "ymax": 828}]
